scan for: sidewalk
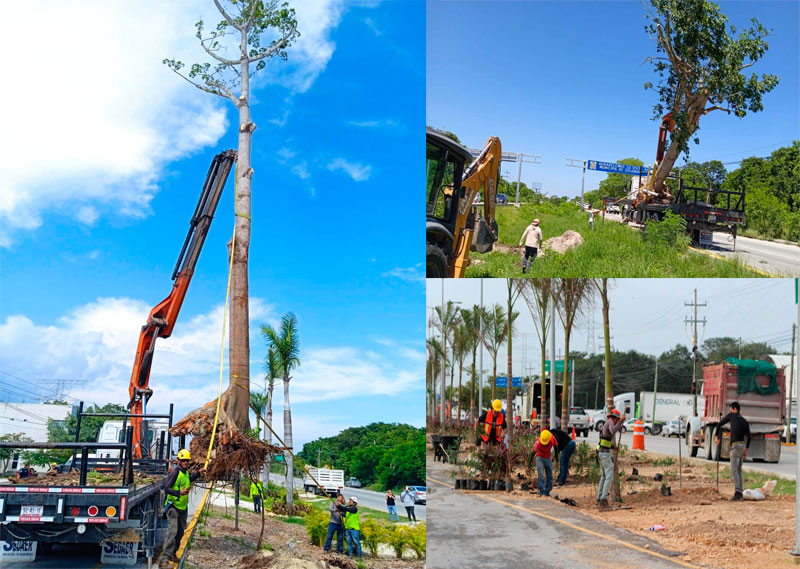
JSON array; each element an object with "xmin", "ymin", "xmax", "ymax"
[{"xmin": 426, "ymin": 459, "xmax": 699, "ymax": 569}]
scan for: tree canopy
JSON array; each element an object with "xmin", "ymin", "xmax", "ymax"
[{"xmin": 298, "ymin": 423, "xmax": 425, "ymax": 490}]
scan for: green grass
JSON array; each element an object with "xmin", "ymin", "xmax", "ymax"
[
  {"xmin": 276, "ymin": 515, "xmax": 306, "ymax": 525},
  {"xmin": 464, "ymin": 203, "xmax": 766, "ymax": 277},
  {"xmin": 704, "ymin": 465, "xmax": 795, "ymax": 495},
  {"xmin": 308, "ymin": 498, "xmax": 395, "ymax": 522}
]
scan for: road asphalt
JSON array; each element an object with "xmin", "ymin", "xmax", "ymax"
[{"xmin": 426, "ymin": 459, "xmax": 698, "ymax": 569}]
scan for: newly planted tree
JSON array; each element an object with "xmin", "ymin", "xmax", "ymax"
[
  {"xmin": 505, "ymin": 279, "xmax": 521, "ymax": 440},
  {"xmin": 643, "ymin": 0, "xmax": 779, "ymax": 196},
  {"xmin": 517, "ymin": 279, "xmax": 552, "ymax": 429},
  {"xmin": 262, "ymin": 312, "xmax": 300, "ymax": 514},
  {"xmin": 477, "ymin": 304, "xmax": 510, "ymax": 401},
  {"xmin": 261, "ymin": 346, "xmax": 279, "ymax": 485},
  {"xmin": 461, "ymin": 305, "xmax": 485, "ymax": 421},
  {"xmin": 434, "ymin": 301, "xmax": 460, "ymax": 426},
  {"xmin": 166, "ymin": 1, "xmax": 299, "ymax": 434},
  {"xmin": 551, "ymin": 279, "xmax": 593, "ymax": 428}
]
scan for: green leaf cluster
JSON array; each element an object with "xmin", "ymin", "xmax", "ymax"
[{"xmin": 298, "ymin": 423, "xmax": 425, "ymax": 490}]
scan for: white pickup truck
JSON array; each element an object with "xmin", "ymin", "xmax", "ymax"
[{"xmin": 568, "ymin": 406, "xmax": 591, "ymax": 437}]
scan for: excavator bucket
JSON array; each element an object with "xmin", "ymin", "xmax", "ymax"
[{"xmin": 472, "ymin": 215, "xmax": 498, "ymax": 253}]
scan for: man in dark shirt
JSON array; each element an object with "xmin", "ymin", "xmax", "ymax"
[
  {"xmin": 715, "ymin": 401, "xmax": 751, "ymax": 501},
  {"xmin": 550, "ymin": 427, "xmax": 576, "ymax": 486}
]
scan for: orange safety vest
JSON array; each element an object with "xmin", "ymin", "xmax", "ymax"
[{"xmin": 481, "ymin": 410, "xmax": 504, "ymax": 443}]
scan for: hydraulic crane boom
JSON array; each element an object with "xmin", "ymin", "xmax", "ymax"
[{"xmin": 128, "ymin": 150, "xmax": 236, "ymax": 459}]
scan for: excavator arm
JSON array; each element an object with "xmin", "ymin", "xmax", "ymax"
[
  {"xmin": 128, "ymin": 150, "xmax": 236, "ymax": 458},
  {"xmin": 450, "ymin": 137, "xmax": 501, "ymax": 277}
]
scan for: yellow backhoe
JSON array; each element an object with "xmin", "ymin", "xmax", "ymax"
[{"xmin": 425, "ymin": 129, "xmax": 501, "ymax": 278}]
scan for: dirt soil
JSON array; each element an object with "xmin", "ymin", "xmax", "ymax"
[
  {"xmin": 4, "ymin": 470, "xmax": 161, "ymax": 487},
  {"xmin": 186, "ymin": 504, "xmax": 424, "ymax": 569},
  {"xmin": 494, "ymin": 450, "xmax": 798, "ymax": 569},
  {"xmin": 544, "ymin": 230, "xmax": 583, "ymax": 253}
]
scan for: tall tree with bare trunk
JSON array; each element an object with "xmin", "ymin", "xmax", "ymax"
[
  {"xmin": 164, "ymin": 1, "xmax": 299, "ymax": 432},
  {"xmin": 477, "ymin": 304, "xmax": 509, "ymax": 402},
  {"xmin": 427, "ymin": 337, "xmax": 443, "ymax": 421},
  {"xmin": 461, "ymin": 305, "xmax": 485, "ymax": 421},
  {"xmin": 262, "ymin": 313, "xmax": 300, "ymax": 514},
  {"xmin": 551, "ymin": 279, "xmax": 593, "ymax": 428},
  {"xmin": 260, "ymin": 346, "xmax": 279, "ymax": 486},
  {"xmin": 434, "ymin": 302, "xmax": 460, "ymax": 426},
  {"xmin": 642, "ymin": 0, "xmax": 779, "ymax": 197},
  {"xmin": 505, "ymin": 280, "xmax": 521, "ymax": 440},
  {"xmin": 517, "ymin": 279, "xmax": 552, "ymax": 429}
]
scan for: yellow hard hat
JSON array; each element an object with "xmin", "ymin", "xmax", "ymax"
[
  {"xmin": 540, "ymin": 430, "xmax": 552, "ymax": 445},
  {"xmin": 492, "ymin": 399, "xmax": 502, "ymax": 411},
  {"xmin": 177, "ymin": 449, "xmax": 191, "ymax": 460}
]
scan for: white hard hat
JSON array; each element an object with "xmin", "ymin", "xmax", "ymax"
[{"xmin": 350, "ymin": 496, "xmax": 358, "ymax": 503}]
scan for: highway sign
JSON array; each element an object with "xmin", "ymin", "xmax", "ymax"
[
  {"xmin": 495, "ymin": 376, "xmax": 522, "ymax": 388},
  {"xmin": 544, "ymin": 360, "xmax": 573, "ymax": 372},
  {"xmin": 587, "ymin": 161, "xmax": 650, "ymax": 176}
]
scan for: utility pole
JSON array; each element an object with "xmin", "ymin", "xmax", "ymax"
[
  {"xmin": 566, "ymin": 158, "xmax": 588, "ymax": 205},
  {"xmin": 685, "ymin": 289, "xmax": 707, "ymax": 417}
]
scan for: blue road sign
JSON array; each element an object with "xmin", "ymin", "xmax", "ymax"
[
  {"xmin": 587, "ymin": 161, "xmax": 650, "ymax": 176},
  {"xmin": 495, "ymin": 376, "xmax": 522, "ymax": 388}
]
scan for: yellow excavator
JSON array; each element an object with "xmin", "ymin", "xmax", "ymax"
[{"xmin": 425, "ymin": 128, "xmax": 501, "ymax": 277}]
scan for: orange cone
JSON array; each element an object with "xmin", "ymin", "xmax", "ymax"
[{"xmin": 571, "ymin": 426, "xmax": 576, "ymax": 440}]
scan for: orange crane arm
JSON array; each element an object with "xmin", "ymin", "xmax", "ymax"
[
  {"xmin": 128, "ymin": 150, "xmax": 236, "ymax": 458},
  {"xmin": 656, "ymin": 112, "xmax": 676, "ymax": 165}
]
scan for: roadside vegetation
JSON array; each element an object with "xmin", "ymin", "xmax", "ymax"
[{"xmin": 465, "ymin": 202, "xmax": 764, "ymax": 277}]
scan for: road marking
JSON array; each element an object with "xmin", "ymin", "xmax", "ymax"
[
  {"xmin": 688, "ymin": 246, "xmax": 774, "ymax": 276},
  {"xmin": 427, "ymin": 475, "xmax": 702, "ymax": 569}
]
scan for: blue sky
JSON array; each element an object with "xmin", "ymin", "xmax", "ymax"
[
  {"xmin": 427, "ymin": 0, "xmax": 800, "ymax": 198},
  {"xmin": 0, "ymin": 1, "xmax": 424, "ymax": 451}
]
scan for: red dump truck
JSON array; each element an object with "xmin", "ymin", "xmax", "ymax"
[{"xmin": 686, "ymin": 359, "xmax": 785, "ymax": 463}]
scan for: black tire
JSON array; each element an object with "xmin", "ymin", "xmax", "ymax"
[
  {"xmin": 426, "ymin": 243, "xmax": 448, "ymax": 278},
  {"xmin": 644, "ymin": 427, "xmax": 651, "ymax": 435},
  {"xmin": 595, "ymin": 420, "xmax": 605, "ymax": 432},
  {"xmin": 651, "ymin": 424, "xmax": 663, "ymax": 436}
]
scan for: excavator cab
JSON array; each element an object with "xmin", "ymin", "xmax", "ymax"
[{"xmin": 426, "ymin": 128, "xmax": 499, "ymax": 277}]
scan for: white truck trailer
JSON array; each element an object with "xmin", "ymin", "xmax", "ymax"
[
  {"xmin": 639, "ymin": 391, "xmax": 705, "ymax": 423},
  {"xmin": 303, "ymin": 467, "xmax": 345, "ymax": 496}
]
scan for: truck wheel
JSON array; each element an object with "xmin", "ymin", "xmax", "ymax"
[
  {"xmin": 651, "ymin": 424, "xmax": 662, "ymax": 436},
  {"xmin": 644, "ymin": 427, "xmax": 651, "ymax": 435},
  {"xmin": 426, "ymin": 243, "xmax": 448, "ymax": 278},
  {"xmin": 595, "ymin": 420, "xmax": 605, "ymax": 432}
]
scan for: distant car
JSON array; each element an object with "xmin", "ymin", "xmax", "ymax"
[
  {"xmin": 345, "ymin": 477, "xmax": 361, "ymax": 488},
  {"xmin": 621, "ymin": 418, "xmax": 653, "ymax": 434},
  {"xmin": 496, "ymin": 193, "xmax": 508, "ymax": 204},
  {"xmin": 409, "ymin": 485, "xmax": 426, "ymax": 504},
  {"xmin": 605, "ymin": 203, "xmax": 620, "ymax": 214},
  {"xmin": 781, "ymin": 418, "xmax": 796, "ymax": 443},
  {"xmin": 663, "ymin": 420, "xmax": 686, "ymax": 437},
  {"xmin": 568, "ymin": 407, "xmax": 591, "ymax": 437}
]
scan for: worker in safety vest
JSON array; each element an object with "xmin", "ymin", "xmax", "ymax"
[
  {"xmin": 477, "ymin": 399, "xmax": 507, "ymax": 445},
  {"xmin": 596, "ymin": 409, "xmax": 625, "ymax": 508},
  {"xmin": 337, "ymin": 496, "xmax": 362, "ymax": 558},
  {"xmin": 250, "ymin": 479, "xmax": 264, "ymax": 513},
  {"xmin": 159, "ymin": 449, "xmax": 204, "ymax": 567}
]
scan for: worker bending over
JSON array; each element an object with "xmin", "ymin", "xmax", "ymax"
[
  {"xmin": 477, "ymin": 399, "xmax": 507, "ymax": 446},
  {"xmin": 549, "ymin": 427, "xmax": 576, "ymax": 486}
]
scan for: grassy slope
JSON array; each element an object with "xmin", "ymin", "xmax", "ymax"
[{"xmin": 465, "ymin": 204, "xmax": 765, "ymax": 277}]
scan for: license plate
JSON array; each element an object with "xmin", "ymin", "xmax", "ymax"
[
  {"xmin": 707, "ymin": 215, "xmax": 716, "ymax": 222},
  {"xmin": 20, "ymin": 506, "xmax": 43, "ymax": 516}
]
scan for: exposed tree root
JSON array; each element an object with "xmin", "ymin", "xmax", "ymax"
[{"xmin": 171, "ymin": 393, "xmax": 280, "ymax": 481}]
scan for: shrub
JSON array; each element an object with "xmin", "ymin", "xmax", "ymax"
[
  {"xmin": 644, "ymin": 210, "xmax": 690, "ymax": 248},
  {"xmin": 384, "ymin": 524, "xmax": 410, "ymax": 559},
  {"xmin": 407, "ymin": 523, "xmax": 426, "ymax": 559},
  {"xmin": 303, "ymin": 507, "xmax": 328, "ymax": 546},
  {"xmin": 359, "ymin": 518, "xmax": 385, "ymax": 558}
]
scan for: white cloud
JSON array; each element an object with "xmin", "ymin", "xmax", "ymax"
[
  {"xmin": 383, "ymin": 265, "xmax": 425, "ymax": 285},
  {"xmin": 326, "ymin": 158, "xmax": 372, "ymax": 182},
  {"xmin": 347, "ymin": 118, "xmax": 403, "ymax": 131},
  {"xmin": 0, "ymin": 296, "xmax": 422, "ymax": 438},
  {"xmin": 0, "ymin": 0, "xmax": 348, "ymax": 247},
  {"xmin": 292, "ymin": 162, "xmax": 311, "ymax": 180},
  {"xmin": 277, "ymin": 147, "xmax": 298, "ymax": 162}
]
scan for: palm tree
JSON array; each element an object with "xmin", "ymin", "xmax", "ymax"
[
  {"xmin": 249, "ymin": 391, "xmax": 269, "ymax": 439},
  {"xmin": 261, "ymin": 347, "xmax": 280, "ymax": 486},
  {"xmin": 426, "ymin": 337, "xmax": 443, "ymax": 421},
  {"xmin": 551, "ymin": 279, "xmax": 593, "ymax": 428},
  {"xmin": 461, "ymin": 305, "xmax": 485, "ymax": 421},
  {"xmin": 505, "ymin": 280, "xmax": 521, "ymax": 440},
  {"xmin": 434, "ymin": 301, "xmax": 460, "ymax": 426},
  {"xmin": 477, "ymin": 304, "xmax": 509, "ymax": 401},
  {"xmin": 517, "ymin": 279, "xmax": 552, "ymax": 429},
  {"xmin": 453, "ymin": 324, "xmax": 471, "ymax": 423},
  {"xmin": 261, "ymin": 313, "xmax": 300, "ymax": 514}
]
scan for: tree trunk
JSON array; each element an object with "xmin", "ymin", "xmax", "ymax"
[
  {"xmin": 440, "ymin": 343, "xmax": 447, "ymax": 428},
  {"xmin": 506, "ymin": 320, "xmax": 514, "ymax": 442},
  {"xmin": 283, "ymin": 376, "xmax": 293, "ymax": 514},
  {"xmin": 227, "ymin": 66, "xmax": 255, "ymax": 431},
  {"xmin": 449, "ymin": 360, "xmax": 455, "ymax": 425},
  {"xmin": 491, "ymin": 359, "xmax": 497, "ymax": 401},
  {"xmin": 540, "ymin": 342, "xmax": 547, "ymax": 430},
  {"xmin": 262, "ymin": 380, "xmax": 274, "ymax": 488},
  {"xmin": 601, "ymin": 279, "xmax": 614, "ymax": 411},
  {"xmin": 560, "ymin": 331, "xmax": 571, "ymax": 428},
  {"xmin": 457, "ymin": 361, "xmax": 463, "ymax": 424},
  {"xmin": 470, "ymin": 349, "xmax": 477, "ymax": 421}
]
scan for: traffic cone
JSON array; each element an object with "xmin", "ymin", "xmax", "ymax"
[{"xmin": 571, "ymin": 426, "xmax": 576, "ymax": 440}]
